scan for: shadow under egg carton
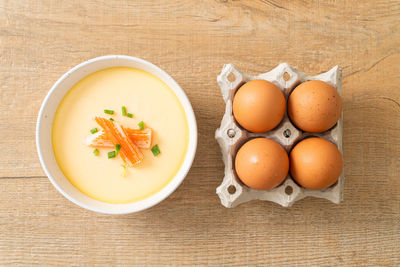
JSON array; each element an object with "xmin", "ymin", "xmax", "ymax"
[{"xmin": 215, "ymin": 63, "xmax": 343, "ymax": 208}]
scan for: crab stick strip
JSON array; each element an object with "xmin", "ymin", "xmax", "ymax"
[
  {"xmin": 95, "ymin": 117, "xmax": 143, "ymax": 166},
  {"xmin": 125, "ymin": 128, "xmax": 152, "ymax": 148},
  {"xmin": 84, "ymin": 128, "xmax": 152, "ymax": 149}
]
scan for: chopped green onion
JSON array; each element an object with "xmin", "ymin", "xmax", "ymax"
[
  {"xmin": 138, "ymin": 121, "xmax": 144, "ymax": 130},
  {"xmin": 151, "ymin": 144, "xmax": 161, "ymax": 156},
  {"xmin": 90, "ymin": 128, "xmax": 98, "ymax": 134},
  {"xmin": 122, "ymin": 106, "xmax": 127, "ymax": 116},
  {"xmin": 108, "ymin": 151, "xmax": 116, "ymax": 158},
  {"xmin": 121, "ymin": 164, "xmax": 128, "ymax": 177},
  {"xmin": 93, "ymin": 149, "xmax": 99, "ymax": 156},
  {"xmin": 116, "ymin": 144, "xmax": 121, "ymax": 154},
  {"xmin": 109, "ymin": 118, "xmax": 114, "ymax": 121},
  {"xmin": 104, "ymin": 109, "xmax": 114, "ymax": 115},
  {"xmin": 127, "ymin": 113, "xmax": 133, "ymax": 118}
]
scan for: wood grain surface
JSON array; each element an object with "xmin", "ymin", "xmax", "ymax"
[{"xmin": 0, "ymin": 0, "xmax": 399, "ymax": 266}]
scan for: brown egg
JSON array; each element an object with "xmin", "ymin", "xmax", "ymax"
[
  {"xmin": 288, "ymin": 80, "xmax": 342, "ymax": 133},
  {"xmin": 233, "ymin": 80, "xmax": 285, "ymax": 133},
  {"xmin": 290, "ymin": 137, "xmax": 343, "ymax": 190},
  {"xmin": 235, "ymin": 138, "xmax": 289, "ymax": 190}
]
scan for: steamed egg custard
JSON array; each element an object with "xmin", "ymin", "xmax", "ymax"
[{"xmin": 52, "ymin": 67, "xmax": 189, "ymax": 204}]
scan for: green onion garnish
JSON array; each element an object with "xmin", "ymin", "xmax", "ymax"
[
  {"xmin": 108, "ymin": 151, "xmax": 116, "ymax": 158},
  {"xmin": 127, "ymin": 113, "xmax": 133, "ymax": 118},
  {"xmin": 93, "ymin": 149, "xmax": 99, "ymax": 156},
  {"xmin": 122, "ymin": 106, "xmax": 127, "ymax": 116},
  {"xmin": 90, "ymin": 128, "xmax": 98, "ymax": 134},
  {"xmin": 109, "ymin": 118, "xmax": 114, "ymax": 121},
  {"xmin": 151, "ymin": 144, "xmax": 161, "ymax": 156},
  {"xmin": 116, "ymin": 144, "xmax": 121, "ymax": 154},
  {"xmin": 138, "ymin": 121, "xmax": 144, "ymax": 130},
  {"xmin": 121, "ymin": 164, "xmax": 128, "ymax": 177},
  {"xmin": 104, "ymin": 109, "xmax": 114, "ymax": 115}
]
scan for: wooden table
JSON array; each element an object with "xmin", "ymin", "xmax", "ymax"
[{"xmin": 1, "ymin": 1, "xmax": 399, "ymax": 266}]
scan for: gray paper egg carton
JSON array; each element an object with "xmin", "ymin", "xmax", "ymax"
[{"xmin": 215, "ymin": 63, "xmax": 343, "ymax": 207}]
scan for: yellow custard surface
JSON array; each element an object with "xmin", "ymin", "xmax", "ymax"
[{"xmin": 52, "ymin": 67, "xmax": 189, "ymax": 204}]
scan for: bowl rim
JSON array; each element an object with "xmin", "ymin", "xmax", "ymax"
[{"xmin": 36, "ymin": 55, "xmax": 197, "ymax": 214}]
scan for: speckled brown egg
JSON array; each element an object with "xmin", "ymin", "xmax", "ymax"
[
  {"xmin": 288, "ymin": 80, "xmax": 342, "ymax": 133},
  {"xmin": 290, "ymin": 137, "xmax": 343, "ymax": 190},
  {"xmin": 235, "ymin": 138, "xmax": 289, "ymax": 190},
  {"xmin": 233, "ymin": 80, "xmax": 285, "ymax": 133}
]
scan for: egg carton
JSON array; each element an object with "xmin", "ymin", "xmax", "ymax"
[{"xmin": 215, "ymin": 63, "xmax": 343, "ymax": 208}]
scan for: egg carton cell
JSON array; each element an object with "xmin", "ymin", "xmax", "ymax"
[{"xmin": 215, "ymin": 63, "xmax": 343, "ymax": 208}]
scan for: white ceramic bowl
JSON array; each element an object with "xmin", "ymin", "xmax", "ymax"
[{"xmin": 36, "ymin": 55, "xmax": 197, "ymax": 214}]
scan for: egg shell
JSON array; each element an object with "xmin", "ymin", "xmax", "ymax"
[
  {"xmin": 235, "ymin": 138, "xmax": 289, "ymax": 190},
  {"xmin": 290, "ymin": 137, "xmax": 343, "ymax": 190},
  {"xmin": 233, "ymin": 80, "xmax": 286, "ymax": 133},
  {"xmin": 288, "ymin": 80, "xmax": 342, "ymax": 133},
  {"xmin": 215, "ymin": 63, "xmax": 344, "ymax": 208}
]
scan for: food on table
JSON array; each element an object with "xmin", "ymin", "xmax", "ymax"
[
  {"xmin": 233, "ymin": 79, "xmax": 285, "ymax": 133},
  {"xmin": 52, "ymin": 67, "xmax": 189, "ymax": 203},
  {"xmin": 231, "ymin": 79, "xmax": 343, "ymax": 192},
  {"xmin": 289, "ymin": 137, "xmax": 343, "ymax": 190},
  {"xmin": 234, "ymin": 138, "xmax": 289, "ymax": 190},
  {"xmin": 288, "ymin": 80, "xmax": 342, "ymax": 133}
]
